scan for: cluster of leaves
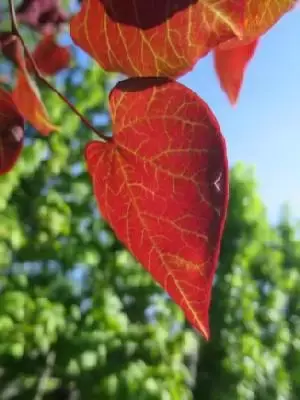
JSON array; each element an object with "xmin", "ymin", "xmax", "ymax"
[
  {"xmin": 1, "ymin": 10, "xmax": 300, "ymax": 397},
  {"xmin": 0, "ymin": 0, "xmax": 71, "ymax": 172},
  {"xmin": 0, "ymin": 0, "xmax": 297, "ymax": 339}
]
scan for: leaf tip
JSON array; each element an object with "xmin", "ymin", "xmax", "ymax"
[
  {"xmin": 199, "ymin": 322, "xmax": 210, "ymax": 341},
  {"xmin": 228, "ymin": 90, "xmax": 239, "ymax": 106},
  {"xmin": 193, "ymin": 306, "xmax": 210, "ymax": 340}
]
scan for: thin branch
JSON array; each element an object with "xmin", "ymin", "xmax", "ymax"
[{"xmin": 8, "ymin": 0, "xmax": 108, "ymax": 142}]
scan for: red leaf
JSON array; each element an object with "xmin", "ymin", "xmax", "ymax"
[
  {"xmin": 242, "ymin": 0, "xmax": 296, "ymax": 39},
  {"xmin": 12, "ymin": 69, "xmax": 58, "ymax": 135},
  {"xmin": 71, "ymin": 0, "xmax": 244, "ymax": 77},
  {"xmin": 0, "ymin": 33, "xmax": 58, "ymax": 136},
  {"xmin": 85, "ymin": 78, "xmax": 229, "ymax": 339},
  {"xmin": 213, "ymin": 0, "xmax": 296, "ymax": 104},
  {"xmin": 214, "ymin": 39, "xmax": 258, "ymax": 104},
  {"xmin": 0, "ymin": 87, "xmax": 24, "ymax": 175},
  {"xmin": 0, "ymin": 33, "xmax": 26, "ymax": 70},
  {"xmin": 31, "ymin": 34, "xmax": 71, "ymax": 76},
  {"xmin": 220, "ymin": 0, "xmax": 296, "ymax": 49}
]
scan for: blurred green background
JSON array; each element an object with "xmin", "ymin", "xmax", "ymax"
[{"xmin": 0, "ymin": 4, "xmax": 300, "ymax": 399}]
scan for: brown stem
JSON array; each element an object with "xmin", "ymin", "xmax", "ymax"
[{"xmin": 8, "ymin": 0, "xmax": 108, "ymax": 142}]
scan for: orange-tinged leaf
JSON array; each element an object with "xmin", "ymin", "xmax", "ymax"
[
  {"xmin": 12, "ymin": 69, "xmax": 58, "ymax": 136},
  {"xmin": 31, "ymin": 34, "xmax": 71, "ymax": 76},
  {"xmin": 70, "ymin": 0, "xmax": 244, "ymax": 77},
  {"xmin": 85, "ymin": 78, "xmax": 229, "ymax": 339},
  {"xmin": 214, "ymin": 39, "xmax": 258, "ymax": 104},
  {"xmin": 243, "ymin": 0, "xmax": 296, "ymax": 39},
  {"xmin": 0, "ymin": 87, "xmax": 24, "ymax": 175},
  {"xmin": 220, "ymin": 0, "xmax": 296, "ymax": 49},
  {"xmin": 214, "ymin": 1, "xmax": 296, "ymax": 104}
]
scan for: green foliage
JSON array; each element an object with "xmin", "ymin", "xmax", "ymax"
[
  {"xmin": 193, "ymin": 167, "xmax": 300, "ymax": 400},
  {"xmin": 0, "ymin": 58, "xmax": 299, "ymax": 400}
]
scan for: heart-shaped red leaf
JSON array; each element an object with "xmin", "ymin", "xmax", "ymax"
[
  {"xmin": 214, "ymin": 39, "xmax": 258, "ymax": 104},
  {"xmin": 71, "ymin": 0, "xmax": 244, "ymax": 77},
  {"xmin": 0, "ymin": 87, "xmax": 24, "ymax": 175},
  {"xmin": 85, "ymin": 78, "xmax": 229, "ymax": 339}
]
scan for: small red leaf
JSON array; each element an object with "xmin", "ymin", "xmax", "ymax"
[
  {"xmin": 71, "ymin": 0, "xmax": 244, "ymax": 77},
  {"xmin": 12, "ymin": 69, "xmax": 58, "ymax": 135},
  {"xmin": 31, "ymin": 34, "xmax": 71, "ymax": 76},
  {"xmin": 0, "ymin": 33, "xmax": 26, "ymax": 70},
  {"xmin": 214, "ymin": 39, "xmax": 258, "ymax": 104},
  {"xmin": 85, "ymin": 78, "xmax": 229, "ymax": 339},
  {"xmin": 0, "ymin": 87, "xmax": 24, "ymax": 175}
]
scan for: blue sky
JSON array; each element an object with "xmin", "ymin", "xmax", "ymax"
[{"xmin": 180, "ymin": 8, "xmax": 300, "ymax": 223}]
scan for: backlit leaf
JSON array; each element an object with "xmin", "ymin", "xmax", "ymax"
[
  {"xmin": 12, "ymin": 70, "xmax": 58, "ymax": 135},
  {"xmin": 243, "ymin": 0, "xmax": 296, "ymax": 39},
  {"xmin": 85, "ymin": 78, "xmax": 229, "ymax": 339},
  {"xmin": 70, "ymin": 0, "xmax": 244, "ymax": 77},
  {"xmin": 0, "ymin": 87, "xmax": 24, "ymax": 175},
  {"xmin": 220, "ymin": 0, "xmax": 296, "ymax": 48},
  {"xmin": 31, "ymin": 34, "xmax": 71, "ymax": 76},
  {"xmin": 214, "ymin": 39, "xmax": 258, "ymax": 104},
  {"xmin": 214, "ymin": 1, "xmax": 296, "ymax": 104}
]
